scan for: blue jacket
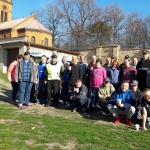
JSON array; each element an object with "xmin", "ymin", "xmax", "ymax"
[
  {"xmin": 107, "ymin": 67, "xmax": 121, "ymax": 83},
  {"xmin": 108, "ymin": 88, "xmax": 136, "ymax": 107},
  {"xmin": 38, "ymin": 62, "xmax": 46, "ymax": 80}
]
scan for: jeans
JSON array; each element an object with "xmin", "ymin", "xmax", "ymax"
[
  {"xmin": 11, "ymin": 82, "xmax": 19, "ymax": 100},
  {"xmin": 62, "ymin": 82, "xmax": 69, "ymax": 103},
  {"xmin": 91, "ymin": 87, "xmax": 99, "ymax": 104},
  {"xmin": 18, "ymin": 81, "xmax": 33, "ymax": 105}
]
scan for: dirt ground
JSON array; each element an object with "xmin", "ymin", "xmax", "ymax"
[{"xmin": 0, "ymin": 79, "xmax": 141, "ymax": 127}]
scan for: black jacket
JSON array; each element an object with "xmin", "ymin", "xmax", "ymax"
[
  {"xmin": 69, "ymin": 84, "xmax": 88, "ymax": 100},
  {"xmin": 136, "ymin": 58, "xmax": 150, "ymax": 90},
  {"xmin": 132, "ymin": 88, "xmax": 142, "ymax": 108}
]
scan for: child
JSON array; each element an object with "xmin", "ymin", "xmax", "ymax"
[{"xmin": 90, "ymin": 59, "xmax": 106, "ymax": 107}]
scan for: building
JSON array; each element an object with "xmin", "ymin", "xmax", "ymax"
[{"xmin": 0, "ymin": 0, "xmax": 79, "ymax": 73}]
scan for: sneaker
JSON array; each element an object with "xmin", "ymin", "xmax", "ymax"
[
  {"xmin": 114, "ymin": 115, "xmax": 121, "ymax": 124},
  {"xmin": 125, "ymin": 117, "xmax": 132, "ymax": 126},
  {"xmin": 65, "ymin": 103, "xmax": 71, "ymax": 107},
  {"xmin": 61, "ymin": 102, "xmax": 66, "ymax": 105},
  {"xmin": 18, "ymin": 104, "xmax": 23, "ymax": 109},
  {"xmin": 72, "ymin": 107, "xmax": 77, "ymax": 112},
  {"xmin": 97, "ymin": 105, "xmax": 102, "ymax": 109},
  {"xmin": 92, "ymin": 103, "xmax": 96, "ymax": 108},
  {"xmin": 25, "ymin": 103, "xmax": 32, "ymax": 107}
]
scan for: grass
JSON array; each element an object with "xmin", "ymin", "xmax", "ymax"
[
  {"xmin": 0, "ymin": 71, "xmax": 8, "ymax": 82},
  {"xmin": 0, "ymin": 104, "xmax": 150, "ymax": 150}
]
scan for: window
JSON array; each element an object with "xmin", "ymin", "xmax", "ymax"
[
  {"xmin": 1, "ymin": 5, "xmax": 7, "ymax": 22},
  {"xmin": 31, "ymin": 36, "xmax": 35, "ymax": 43},
  {"xmin": 44, "ymin": 38, "xmax": 48, "ymax": 46}
]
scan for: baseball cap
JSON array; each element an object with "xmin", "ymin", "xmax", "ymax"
[
  {"xmin": 104, "ymin": 77, "xmax": 110, "ymax": 83},
  {"xmin": 124, "ymin": 55, "xmax": 130, "ymax": 59},
  {"xmin": 143, "ymin": 50, "xmax": 148, "ymax": 54},
  {"xmin": 131, "ymin": 80, "xmax": 138, "ymax": 86},
  {"xmin": 51, "ymin": 54, "xmax": 57, "ymax": 58}
]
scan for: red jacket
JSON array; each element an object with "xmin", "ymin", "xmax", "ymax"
[
  {"xmin": 121, "ymin": 65, "xmax": 137, "ymax": 83},
  {"xmin": 7, "ymin": 60, "xmax": 17, "ymax": 82}
]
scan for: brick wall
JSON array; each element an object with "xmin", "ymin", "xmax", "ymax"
[{"xmin": 80, "ymin": 45, "xmax": 150, "ymax": 65}]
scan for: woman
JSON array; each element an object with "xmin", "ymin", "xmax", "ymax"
[
  {"xmin": 107, "ymin": 59, "xmax": 121, "ymax": 89},
  {"xmin": 8, "ymin": 54, "xmax": 23, "ymax": 104}
]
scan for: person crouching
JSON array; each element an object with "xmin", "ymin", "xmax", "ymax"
[{"xmin": 69, "ymin": 79, "xmax": 91, "ymax": 112}]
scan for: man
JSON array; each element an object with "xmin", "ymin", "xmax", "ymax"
[
  {"xmin": 132, "ymin": 58, "xmax": 138, "ymax": 69},
  {"xmin": 45, "ymin": 54, "xmax": 62, "ymax": 107},
  {"xmin": 121, "ymin": 58, "xmax": 137, "ymax": 83},
  {"xmin": 130, "ymin": 80, "xmax": 142, "ymax": 120},
  {"xmin": 15, "ymin": 51, "xmax": 37, "ymax": 109},
  {"xmin": 98, "ymin": 77, "xmax": 115, "ymax": 114},
  {"xmin": 36, "ymin": 55, "xmax": 47, "ymax": 105},
  {"xmin": 141, "ymin": 88, "xmax": 150, "ymax": 130},
  {"xmin": 86, "ymin": 55, "xmax": 97, "ymax": 94},
  {"xmin": 69, "ymin": 79, "xmax": 91, "ymax": 112},
  {"xmin": 68, "ymin": 56, "xmax": 82, "ymax": 90},
  {"xmin": 8, "ymin": 54, "xmax": 23, "ymax": 105},
  {"xmin": 78, "ymin": 55, "xmax": 88, "ymax": 86},
  {"xmin": 136, "ymin": 50, "xmax": 150, "ymax": 91},
  {"xmin": 107, "ymin": 81, "xmax": 136, "ymax": 125},
  {"xmin": 103, "ymin": 57, "xmax": 111, "ymax": 75}
]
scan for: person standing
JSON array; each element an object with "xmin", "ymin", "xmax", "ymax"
[
  {"xmin": 15, "ymin": 51, "xmax": 37, "ymax": 108},
  {"xmin": 121, "ymin": 58, "xmax": 137, "ymax": 83},
  {"xmin": 86, "ymin": 55, "xmax": 97, "ymax": 95},
  {"xmin": 132, "ymin": 58, "xmax": 138, "ymax": 69},
  {"xmin": 136, "ymin": 50, "xmax": 150, "ymax": 91},
  {"xmin": 103, "ymin": 57, "xmax": 112, "ymax": 75},
  {"xmin": 68, "ymin": 56, "xmax": 82, "ymax": 90},
  {"xmin": 90, "ymin": 59, "xmax": 106, "ymax": 106},
  {"xmin": 8, "ymin": 54, "xmax": 23, "ymax": 104},
  {"xmin": 107, "ymin": 59, "xmax": 121, "ymax": 89},
  {"xmin": 78, "ymin": 55, "xmax": 88, "ymax": 86},
  {"xmin": 45, "ymin": 54, "xmax": 62, "ymax": 107},
  {"xmin": 36, "ymin": 55, "xmax": 47, "ymax": 105}
]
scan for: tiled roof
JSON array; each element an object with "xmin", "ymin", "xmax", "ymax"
[
  {"xmin": 0, "ymin": 17, "xmax": 27, "ymax": 30},
  {"xmin": 18, "ymin": 19, "xmax": 50, "ymax": 33}
]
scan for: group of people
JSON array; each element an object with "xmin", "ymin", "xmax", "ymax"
[{"xmin": 7, "ymin": 49, "xmax": 150, "ymax": 130}]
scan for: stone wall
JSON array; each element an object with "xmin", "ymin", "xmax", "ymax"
[{"xmin": 80, "ymin": 45, "xmax": 150, "ymax": 64}]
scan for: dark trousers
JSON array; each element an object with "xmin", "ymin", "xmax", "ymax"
[
  {"xmin": 62, "ymin": 82, "xmax": 69, "ymax": 103},
  {"xmin": 11, "ymin": 82, "xmax": 19, "ymax": 100},
  {"xmin": 99, "ymin": 100, "xmax": 109, "ymax": 114},
  {"xmin": 47, "ymin": 80, "xmax": 60, "ymax": 104},
  {"xmin": 112, "ymin": 83, "xmax": 120, "ymax": 90},
  {"xmin": 30, "ymin": 83, "xmax": 35, "ymax": 102},
  {"xmin": 91, "ymin": 87, "xmax": 99, "ymax": 104}
]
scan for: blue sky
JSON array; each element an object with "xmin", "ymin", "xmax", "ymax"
[{"xmin": 12, "ymin": 0, "xmax": 150, "ymax": 18}]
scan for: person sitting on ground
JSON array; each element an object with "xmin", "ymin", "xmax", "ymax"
[
  {"xmin": 98, "ymin": 77, "xmax": 115, "ymax": 114},
  {"xmin": 130, "ymin": 80, "xmax": 142, "ymax": 120},
  {"xmin": 69, "ymin": 79, "xmax": 91, "ymax": 112},
  {"xmin": 90, "ymin": 59, "xmax": 106, "ymax": 107},
  {"xmin": 141, "ymin": 88, "xmax": 150, "ymax": 130},
  {"xmin": 107, "ymin": 81, "xmax": 136, "ymax": 125}
]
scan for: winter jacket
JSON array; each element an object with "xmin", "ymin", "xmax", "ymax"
[
  {"xmin": 69, "ymin": 84, "xmax": 88, "ymax": 100},
  {"xmin": 8, "ymin": 60, "xmax": 18, "ymax": 82},
  {"xmin": 78, "ymin": 62, "xmax": 88, "ymax": 78},
  {"xmin": 67, "ymin": 63, "xmax": 82, "ymax": 83},
  {"xmin": 90, "ymin": 67, "xmax": 106, "ymax": 88},
  {"xmin": 132, "ymin": 88, "xmax": 142, "ymax": 108},
  {"xmin": 98, "ymin": 83, "xmax": 115, "ymax": 103},
  {"xmin": 136, "ymin": 58, "xmax": 150, "ymax": 90},
  {"xmin": 121, "ymin": 65, "xmax": 137, "ymax": 83},
  {"xmin": 38, "ymin": 62, "xmax": 46, "ymax": 80},
  {"xmin": 14, "ymin": 59, "xmax": 37, "ymax": 83},
  {"xmin": 107, "ymin": 67, "xmax": 121, "ymax": 84},
  {"xmin": 108, "ymin": 88, "xmax": 136, "ymax": 109}
]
